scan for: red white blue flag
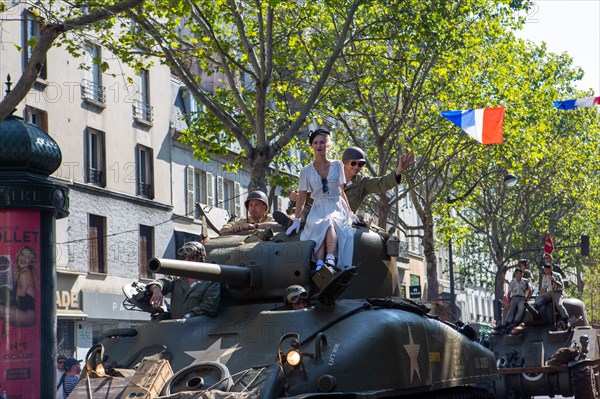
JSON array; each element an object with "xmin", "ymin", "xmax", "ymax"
[
  {"xmin": 553, "ymin": 96, "xmax": 600, "ymax": 110},
  {"xmin": 441, "ymin": 107, "xmax": 505, "ymax": 145}
]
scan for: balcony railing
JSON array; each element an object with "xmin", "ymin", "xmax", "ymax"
[
  {"xmin": 132, "ymin": 100, "xmax": 154, "ymax": 123},
  {"xmin": 88, "ymin": 167, "xmax": 103, "ymax": 185},
  {"xmin": 80, "ymin": 79, "xmax": 106, "ymax": 104},
  {"xmin": 138, "ymin": 182, "xmax": 153, "ymax": 198}
]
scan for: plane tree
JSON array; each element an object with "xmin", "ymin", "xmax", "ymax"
[
  {"xmin": 92, "ymin": 0, "xmax": 372, "ymax": 193},
  {"xmin": 434, "ymin": 36, "xmax": 600, "ymax": 320}
]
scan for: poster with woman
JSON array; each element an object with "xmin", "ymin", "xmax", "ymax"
[{"xmin": 0, "ymin": 209, "xmax": 41, "ymax": 398}]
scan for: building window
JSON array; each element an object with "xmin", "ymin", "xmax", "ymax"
[
  {"xmin": 88, "ymin": 214, "xmax": 107, "ymax": 274},
  {"xmin": 139, "ymin": 225, "xmax": 154, "ymax": 279},
  {"xmin": 187, "ymin": 167, "xmax": 208, "ymax": 219},
  {"xmin": 85, "ymin": 128, "xmax": 105, "ymax": 187},
  {"xmin": 222, "ymin": 179, "xmax": 238, "ymax": 217},
  {"xmin": 23, "ymin": 11, "xmax": 47, "ymax": 79},
  {"xmin": 56, "ymin": 319, "xmax": 75, "ymax": 358},
  {"xmin": 136, "ymin": 145, "xmax": 153, "ymax": 199},
  {"xmin": 132, "ymin": 70, "xmax": 153, "ymax": 123},
  {"xmin": 80, "ymin": 43, "xmax": 105, "ymax": 105},
  {"xmin": 24, "ymin": 106, "xmax": 48, "ymax": 131}
]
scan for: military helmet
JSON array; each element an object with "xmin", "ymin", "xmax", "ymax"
[
  {"xmin": 342, "ymin": 147, "xmax": 367, "ymax": 162},
  {"xmin": 177, "ymin": 241, "xmax": 206, "ymax": 259},
  {"xmin": 245, "ymin": 190, "xmax": 269, "ymax": 210},
  {"xmin": 284, "ymin": 285, "xmax": 308, "ymax": 306}
]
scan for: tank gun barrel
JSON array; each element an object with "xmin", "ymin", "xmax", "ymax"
[{"xmin": 148, "ymin": 258, "xmax": 251, "ymax": 287}]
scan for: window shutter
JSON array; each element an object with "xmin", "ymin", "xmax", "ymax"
[
  {"xmin": 186, "ymin": 166, "xmax": 194, "ymax": 217},
  {"xmin": 89, "ymin": 226, "xmax": 98, "ymax": 273},
  {"xmin": 206, "ymin": 172, "xmax": 214, "ymax": 206},
  {"xmin": 139, "ymin": 235, "xmax": 148, "ymax": 278},
  {"xmin": 216, "ymin": 176, "xmax": 224, "ymax": 209},
  {"xmin": 276, "ymin": 195, "xmax": 283, "ymax": 212},
  {"xmin": 234, "ymin": 182, "xmax": 241, "ymax": 218}
]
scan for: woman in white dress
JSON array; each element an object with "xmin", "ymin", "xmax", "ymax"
[{"xmin": 286, "ymin": 129, "xmax": 358, "ymax": 270}]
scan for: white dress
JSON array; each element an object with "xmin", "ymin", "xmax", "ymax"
[{"xmin": 298, "ymin": 160, "xmax": 354, "ymax": 268}]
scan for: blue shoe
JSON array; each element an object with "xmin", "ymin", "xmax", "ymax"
[{"xmin": 315, "ymin": 260, "xmax": 325, "ymax": 272}]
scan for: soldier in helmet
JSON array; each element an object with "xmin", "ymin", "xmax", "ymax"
[
  {"xmin": 284, "ymin": 285, "xmax": 309, "ymax": 310},
  {"xmin": 147, "ymin": 241, "xmax": 220, "ymax": 319},
  {"xmin": 219, "ymin": 190, "xmax": 279, "ymax": 234},
  {"xmin": 340, "ymin": 146, "xmax": 414, "ymax": 212},
  {"xmin": 281, "ymin": 146, "xmax": 414, "ymax": 224}
]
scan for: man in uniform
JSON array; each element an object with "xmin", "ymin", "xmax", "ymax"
[
  {"xmin": 280, "ymin": 147, "xmax": 414, "ymax": 224},
  {"xmin": 533, "ymin": 263, "xmax": 569, "ymax": 326},
  {"xmin": 220, "ymin": 190, "xmax": 278, "ymax": 234},
  {"xmin": 518, "ymin": 259, "xmax": 533, "ymax": 281},
  {"xmin": 148, "ymin": 241, "xmax": 220, "ymax": 319},
  {"xmin": 498, "ymin": 268, "xmax": 531, "ymax": 332}
]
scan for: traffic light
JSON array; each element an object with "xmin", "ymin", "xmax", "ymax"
[{"xmin": 581, "ymin": 235, "xmax": 590, "ymax": 256}]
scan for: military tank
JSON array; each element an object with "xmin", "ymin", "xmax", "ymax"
[
  {"xmin": 491, "ymin": 296, "xmax": 600, "ymax": 398},
  {"xmin": 88, "ymin": 225, "xmax": 498, "ymax": 398}
]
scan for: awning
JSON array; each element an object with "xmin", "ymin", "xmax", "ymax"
[{"xmin": 57, "ymin": 308, "xmax": 88, "ymax": 319}]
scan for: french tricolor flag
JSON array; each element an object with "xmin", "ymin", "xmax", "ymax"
[
  {"xmin": 553, "ymin": 96, "xmax": 600, "ymax": 110},
  {"xmin": 440, "ymin": 107, "xmax": 505, "ymax": 145}
]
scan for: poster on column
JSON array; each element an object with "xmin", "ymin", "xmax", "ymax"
[{"xmin": 0, "ymin": 209, "xmax": 41, "ymax": 398}]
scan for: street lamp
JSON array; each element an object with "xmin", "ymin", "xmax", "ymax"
[{"xmin": 446, "ymin": 170, "xmax": 518, "ymax": 318}]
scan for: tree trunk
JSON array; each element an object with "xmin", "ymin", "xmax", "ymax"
[
  {"xmin": 248, "ymin": 147, "xmax": 272, "ymax": 193},
  {"xmin": 494, "ymin": 263, "xmax": 508, "ymax": 324},
  {"xmin": 423, "ymin": 216, "xmax": 439, "ymax": 302},
  {"xmin": 376, "ymin": 196, "xmax": 391, "ymax": 229}
]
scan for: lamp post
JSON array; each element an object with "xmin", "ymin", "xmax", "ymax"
[{"xmin": 446, "ymin": 171, "xmax": 517, "ymax": 318}]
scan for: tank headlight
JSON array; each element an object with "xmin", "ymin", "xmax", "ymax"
[{"xmin": 286, "ymin": 349, "xmax": 303, "ymax": 367}]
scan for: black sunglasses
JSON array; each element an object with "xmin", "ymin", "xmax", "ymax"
[
  {"xmin": 321, "ymin": 178, "xmax": 328, "ymax": 193},
  {"xmin": 350, "ymin": 161, "xmax": 366, "ymax": 167}
]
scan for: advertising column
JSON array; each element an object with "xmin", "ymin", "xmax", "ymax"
[{"xmin": 0, "ymin": 114, "xmax": 69, "ymax": 398}]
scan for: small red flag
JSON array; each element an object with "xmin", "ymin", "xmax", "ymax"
[{"xmin": 543, "ymin": 233, "xmax": 554, "ymax": 255}]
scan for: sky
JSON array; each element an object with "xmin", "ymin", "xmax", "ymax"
[{"xmin": 514, "ymin": 0, "xmax": 600, "ymax": 93}]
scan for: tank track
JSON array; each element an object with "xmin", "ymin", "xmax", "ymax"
[{"xmin": 571, "ymin": 364, "xmax": 600, "ymax": 399}]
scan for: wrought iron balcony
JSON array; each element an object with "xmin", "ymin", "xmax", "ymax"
[
  {"xmin": 132, "ymin": 100, "xmax": 154, "ymax": 123},
  {"xmin": 88, "ymin": 167, "xmax": 103, "ymax": 185},
  {"xmin": 80, "ymin": 79, "xmax": 106, "ymax": 104},
  {"xmin": 138, "ymin": 182, "xmax": 153, "ymax": 198}
]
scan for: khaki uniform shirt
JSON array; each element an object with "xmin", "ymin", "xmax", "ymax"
[
  {"xmin": 221, "ymin": 213, "xmax": 275, "ymax": 230},
  {"xmin": 541, "ymin": 271, "xmax": 564, "ymax": 293},
  {"xmin": 508, "ymin": 278, "xmax": 530, "ymax": 298},
  {"xmin": 344, "ymin": 171, "xmax": 401, "ymax": 212}
]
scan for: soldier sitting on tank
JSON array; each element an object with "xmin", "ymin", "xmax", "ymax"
[
  {"xmin": 219, "ymin": 190, "xmax": 279, "ymax": 235},
  {"xmin": 532, "ymin": 263, "xmax": 569, "ymax": 327},
  {"xmin": 276, "ymin": 147, "xmax": 415, "ymax": 227},
  {"xmin": 284, "ymin": 285, "xmax": 309, "ymax": 310},
  {"xmin": 496, "ymin": 268, "xmax": 531, "ymax": 333},
  {"xmin": 147, "ymin": 241, "xmax": 220, "ymax": 319},
  {"xmin": 538, "ymin": 252, "xmax": 566, "ymax": 283}
]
